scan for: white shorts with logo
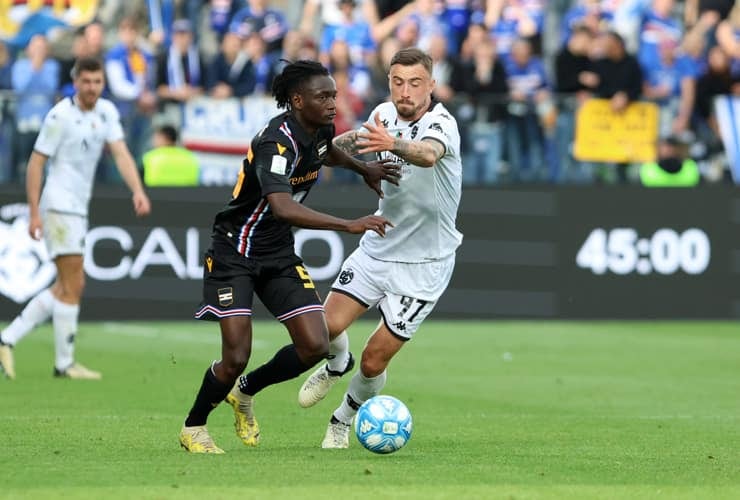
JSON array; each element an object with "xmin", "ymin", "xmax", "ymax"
[
  {"xmin": 42, "ymin": 211, "xmax": 88, "ymax": 258},
  {"xmin": 330, "ymin": 247, "xmax": 456, "ymax": 340}
]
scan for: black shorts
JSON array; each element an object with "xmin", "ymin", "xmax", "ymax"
[{"xmin": 194, "ymin": 236, "xmax": 323, "ymax": 322}]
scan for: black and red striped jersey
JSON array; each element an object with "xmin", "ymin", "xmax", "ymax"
[{"xmin": 212, "ymin": 111, "xmax": 335, "ymax": 258}]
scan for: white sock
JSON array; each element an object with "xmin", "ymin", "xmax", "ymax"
[
  {"xmin": 326, "ymin": 331, "xmax": 350, "ymax": 373},
  {"xmin": 53, "ymin": 300, "xmax": 80, "ymax": 371},
  {"xmin": 0, "ymin": 288, "xmax": 55, "ymax": 346},
  {"xmin": 333, "ymin": 370, "xmax": 387, "ymax": 424}
]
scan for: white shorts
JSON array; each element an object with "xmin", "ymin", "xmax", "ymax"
[
  {"xmin": 330, "ymin": 247, "xmax": 456, "ymax": 340},
  {"xmin": 42, "ymin": 211, "xmax": 88, "ymax": 258}
]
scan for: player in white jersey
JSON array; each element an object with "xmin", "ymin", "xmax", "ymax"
[
  {"xmin": 0, "ymin": 57, "xmax": 151, "ymax": 380},
  {"xmin": 295, "ymin": 48, "xmax": 463, "ymax": 448}
]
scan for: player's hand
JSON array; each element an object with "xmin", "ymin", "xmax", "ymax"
[
  {"xmin": 357, "ymin": 114, "xmax": 396, "ymax": 155},
  {"xmin": 28, "ymin": 214, "xmax": 42, "ymax": 240},
  {"xmin": 363, "ymin": 158, "xmax": 401, "ymax": 198},
  {"xmin": 347, "ymin": 215, "xmax": 394, "ymax": 237},
  {"xmin": 133, "ymin": 191, "xmax": 151, "ymax": 217}
]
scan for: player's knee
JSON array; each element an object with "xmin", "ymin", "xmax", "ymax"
[
  {"xmin": 359, "ymin": 352, "xmax": 387, "ymax": 378},
  {"xmin": 296, "ymin": 335, "xmax": 329, "ymax": 364},
  {"xmin": 221, "ymin": 353, "xmax": 249, "ymax": 380},
  {"xmin": 324, "ymin": 313, "xmax": 345, "ymax": 338}
]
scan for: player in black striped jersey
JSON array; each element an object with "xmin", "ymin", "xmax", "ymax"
[{"xmin": 179, "ymin": 60, "xmax": 401, "ymax": 453}]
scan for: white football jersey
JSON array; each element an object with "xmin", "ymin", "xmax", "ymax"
[
  {"xmin": 36, "ymin": 96, "xmax": 124, "ymax": 216},
  {"xmin": 359, "ymin": 101, "xmax": 463, "ymax": 263}
]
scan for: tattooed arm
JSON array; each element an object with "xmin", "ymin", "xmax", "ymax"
[
  {"xmin": 387, "ymin": 137, "xmax": 445, "ymax": 168},
  {"xmin": 332, "ymin": 130, "xmax": 362, "ymax": 156},
  {"xmin": 355, "ymin": 113, "xmax": 445, "ymax": 168}
]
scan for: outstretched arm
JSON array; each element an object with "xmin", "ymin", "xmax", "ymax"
[
  {"xmin": 327, "ymin": 134, "xmax": 401, "ymax": 197},
  {"xmin": 356, "ymin": 114, "xmax": 445, "ymax": 168},
  {"xmin": 267, "ymin": 191, "xmax": 392, "ymax": 236}
]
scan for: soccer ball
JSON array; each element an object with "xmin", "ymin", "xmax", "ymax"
[{"xmin": 354, "ymin": 395, "xmax": 413, "ymax": 454}]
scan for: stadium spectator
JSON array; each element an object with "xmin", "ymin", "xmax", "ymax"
[
  {"xmin": 591, "ymin": 30, "xmax": 644, "ymax": 183},
  {"xmin": 636, "ymin": 0, "xmax": 682, "ymax": 72},
  {"xmin": 143, "ymin": 124, "xmax": 200, "ymax": 186},
  {"xmin": 294, "ymin": 48, "xmax": 463, "ymax": 449},
  {"xmin": 559, "ymin": 0, "xmax": 609, "ymax": 47},
  {"xmin": 105, "ymin": 16, "xmax": 158, "ymax": 167},
  {"xmin": 640, "ymin": 38, "xmax": 696, "ymax": 139},
  {"xmin": 454, "ymin": 36, "xmax": 508, "ymax": 185},
  {"xmin": 684, "ymin": 0, "xmax": 734, "ymax": 27},
  {"xmin": 368, "ymin": 36, "xmax": 402, "ymax": 107},
  {"xmin": 555, "ymin": 25, "xmax": 597, "ymax": 183},
  {"xmin": 326, "ymin": 39, "xmax": 372, "ymax": 99},
  {"xmin": 299, "ymin": 0, "xmax": 379, "ymax": 38},
  {"xmin": 484, "ymin": 0, "xmax": 546, "ymax": 57},
  {"xmin": 243, "ymin": 31, "xmax": 276, "ymax": 95},
  {"xmin": 503, "ymin": 37, "xmax": 551, "ymax": 182},
  {"xmin": 427, "ymin": 32, "xmax": 458, "ymax": 104},
  {"xmin": 394, "ymin": 0, "xmax": 449, "ymax": 53},
  {"xmin": 206, "ymin": 31, "xmax": 255, "ymax": 98},
  {"xmin": 177, "ymin": 60, "xmax": 399, "ymax": 454},
  {"xmin": 277, "ymin": 31, "xmax": 319, "ymax": 73},
  {"xmin": 0, "ymin": 57, "xmax": 151, "ymax": 381},
  {"xmin": 458, "ymin": 22, "xmax": 492, "ymax": 64},
  {"xmin": 318, "ymin": 0, "xmax": 376, "ymax": 71},
  {"xmin": 592, "ymin": 31, "xmax": 643, "ymax": 112},
  {"xmin": 325, "ymin": 67, "xmax": 366, "ymax": 183},
  {"xmin": 228, "ymin": 0, "xmax": 290, "ymax": 58},
  {"xmin": 0, "ymin": 40, "xmax": 13, "ymax": 184},
  {"xmin": 438, "ymin": 0, "xmax": 475, "ymax": 54},
  {"xmin": 694, "ymin": 46, "xmax": 740, "ymax": 145},
  {"xmin": 639, "ymin": 135, "xmax": 700, "ymax": 187},
  {"xmin": 11, "ymin": 34, "xmax": 59, "ymax": 184},
  {"xmin": 716, "ymin": 3, "xmax": 740, "ymax": 78},
  {"xmin": 146, "ymin": 0, "xmax": 177, "ymax": 50},
  {"xmin": 156, "ymin": 19, "xmax": 205, "ymax": 122}
]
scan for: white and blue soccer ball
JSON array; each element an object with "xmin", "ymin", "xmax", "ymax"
[{"xmin": 354, "ymin": 395, "xmax": 413, "ymax": 454}]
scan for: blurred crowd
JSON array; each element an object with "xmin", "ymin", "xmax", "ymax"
[{"xmin": 0, "ymin": 0, "xmax": 738, "ymax": 186}]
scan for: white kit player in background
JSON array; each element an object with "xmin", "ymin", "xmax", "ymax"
[
  {"xmin": 296, "ymin": 48, "xmax": 463, "ymax": 447},
  {"xmin": 0, "ymin": 57, "xmax": 151, "ymax": 380}
]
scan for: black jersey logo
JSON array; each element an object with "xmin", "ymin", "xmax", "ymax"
[
  {"xmin": 410, "ymin": 125, "xmax": 418, "ymax": 139},
  {"xmin": 338, "ymin": 268, "xmax": 354, "ymax": 285}
]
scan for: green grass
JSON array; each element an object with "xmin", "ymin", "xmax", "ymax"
[{"xmin": 1, "ymin": 320, "xmax": 739, "ymax": 499}]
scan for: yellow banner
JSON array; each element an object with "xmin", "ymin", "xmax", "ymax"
[{"xmin": 574, "ymin": 99, "xmax": 659, "ymax": 163}]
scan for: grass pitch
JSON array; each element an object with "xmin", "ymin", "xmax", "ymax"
[{"xmin": 1, "ymin": 320, "xmax": 738, "ymax": 499}]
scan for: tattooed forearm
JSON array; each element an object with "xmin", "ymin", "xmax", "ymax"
[
  {"xmin": 391, "ymin": 138, "xmax": 444, "ymax": 168},
  {"xmin": 333, "ymin": 131, "xmax": 361, "ymax": 156}
]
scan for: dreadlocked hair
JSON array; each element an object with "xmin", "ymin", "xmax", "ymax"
[{"xmin": 272, "ymin": 60, "xmax": 330, "ymax": 110}]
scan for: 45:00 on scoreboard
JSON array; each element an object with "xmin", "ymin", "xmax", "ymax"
[{"xmin": 575, "ymin": 228, "xmax": 711, "ymax": 275}]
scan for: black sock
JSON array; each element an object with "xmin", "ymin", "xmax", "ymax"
[
  {"xmin": 184, "ymin": 366, "xmax": 231, "ymax": 427},
  {"xmin": 239, "ymin": 344, "xmax": 311, "ymax": 396}
]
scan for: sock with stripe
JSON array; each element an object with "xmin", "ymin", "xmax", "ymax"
[
  {"xmin": 237, "ymin": 344, "xmax": 311, "ymax": 396},
  {"xmin": 52, "ymin": 299, "xmax": 79, "ymax": 371},
  {"xmin": 326, "ymin": 331, "xmax": 350, "ymax": 373},
  {"xmin": 332, "ymin": 370, "xmax": 387, "ymax": 425}
]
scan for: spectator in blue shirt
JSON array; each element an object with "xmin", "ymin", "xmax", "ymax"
[
  {"xmin": 319, "ymin": 0, "xmax": 375, "ymax": 71},
  {"xmin": 503, "ymin": 37, "xmax": 551, "ymax": 182},
  {"xmin": 229, "ymin": 0, "xmax": 290, "ymax": 58},
  {"xmin": 11, "ymin": 34, "xmax": 58, "ymax": 183}
]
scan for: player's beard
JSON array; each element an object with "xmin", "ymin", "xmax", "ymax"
[
  {"xmin": 395, "ymin": 99, "xmax": 424, "ymax": 121},
  {"xmin": 79, "ymin": 91, "xmax": 100, "ymax": 110}
]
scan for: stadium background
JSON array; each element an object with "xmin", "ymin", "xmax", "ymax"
[{"xmin": 2, "ymin": 184, "xmax": 740, "ymax": 319}]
